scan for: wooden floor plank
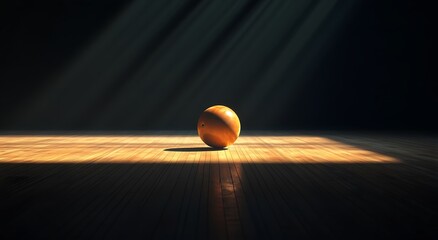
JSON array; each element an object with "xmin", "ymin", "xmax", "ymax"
[{"xmin": 0, "ymin": 133, "xmax": 437, "ymax": 239}]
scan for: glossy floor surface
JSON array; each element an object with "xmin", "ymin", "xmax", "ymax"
[{"xmin": 0, "ymin": 133, "xmax": 437, "ymax": 239}]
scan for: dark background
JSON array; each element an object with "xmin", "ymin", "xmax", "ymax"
[{"xmin": 0, "ymin": 0, "xmax": 436, "ymax": 131}]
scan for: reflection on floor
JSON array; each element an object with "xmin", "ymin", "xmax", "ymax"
[{"xmin": 0, "ymin": 133, "xmax": 437, "ymax": 239}]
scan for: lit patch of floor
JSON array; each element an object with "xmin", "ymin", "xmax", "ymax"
[{"xmin": 0, "ymin": 135, "xmax": 397, "ymax": 163}]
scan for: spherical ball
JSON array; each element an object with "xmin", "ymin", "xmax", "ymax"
[{"xmin": 197, "ymin": 105, "xmax": 241, "ymax": 148}]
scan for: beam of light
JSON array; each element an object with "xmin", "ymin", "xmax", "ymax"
[
  {"xmin": 240, "ymin": 0, "xmax": 341, "ymax": 123},
  {"xmin": 244, "ymin": 0, "xmax": 360, "ymax": 127},
  {"xmin": 17, "ymin": 0, "xmax": 207, "ymax": 128},
  {"xmin": 12, "ymin": 0, "xmax": 360, "ymax": 130},
  {"xmin": 0, "ymin": 135, "xmax": 398, "ymax": 163}
]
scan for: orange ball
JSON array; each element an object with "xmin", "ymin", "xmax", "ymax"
[{"xmin": 197, "ymin": 105, "xmax": 241, "ymax": 148}]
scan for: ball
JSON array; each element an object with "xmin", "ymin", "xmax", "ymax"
[{"xmin": 197, "ymin": 105, "xmax": 241, "ymax": 148}]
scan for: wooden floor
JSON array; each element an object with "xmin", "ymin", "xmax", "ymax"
[{"xmin": 0, "ymin": 132, "xmax": 437, "ymax": 239}]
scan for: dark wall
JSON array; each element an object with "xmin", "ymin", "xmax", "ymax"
[
  {"xmin": 1, "ymin": 0, "xmax": 135, "ymax": 128},
  {"xmin": 0, "ymin": 0, "xmax": 436, "ymax": 131}
]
